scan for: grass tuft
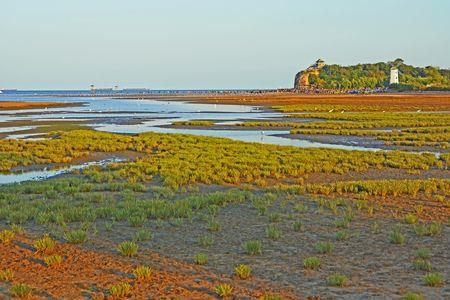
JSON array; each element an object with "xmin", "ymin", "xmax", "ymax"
[
  {"xmin": 303, "ymin": 256, "xmax": 321, "ymax": 270},
  {"xmin": 10, "ymin": 283, "xmax": 32, "ymax": 298},
  {"xmin": 118, "ymin": 241, "xmax": 138, "ymax": 257},
  {"xmin": 234, "ymin": 264, "xmax": 252, "ymax": 279},
  {"xmin": 327, "ymin": 273, "xmax": 349, "ymax": 287},
  {"xmin": 215, "ymin": 283, "xmax": 233, "ymax": 298},
  {"xmin": 243, "ymin": 240, "xmax": 262, "ymax": 256}
]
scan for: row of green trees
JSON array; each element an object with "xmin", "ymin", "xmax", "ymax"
[{"xmin": 308, "ymin": 59, "xmax": 450, "ymax": 90}]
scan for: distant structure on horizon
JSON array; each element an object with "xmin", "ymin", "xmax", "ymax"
[
  {"xmin": 390, "ymin": 67, "xmax": 399, "ymax": 85},
  {"xmin": 294, "ymin": 59, "xmax": 325, "ymax": 90}
]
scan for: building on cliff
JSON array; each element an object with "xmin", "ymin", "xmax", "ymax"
[{"xmin": 294, "ymin": 59, "xmax": 325, "ymax": 90}]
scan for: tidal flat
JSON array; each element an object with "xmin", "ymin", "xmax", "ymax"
[{"xmin": 0, "ymin": 93, "xmax": 449, "ymax": 299}]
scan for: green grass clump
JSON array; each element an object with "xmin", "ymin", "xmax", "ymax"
[
  {"xmin": 0, "ymin": 229, "xmax": 15, "ymax": 244},
  {"xmin": 404, "ymin": 213, "xmax": 418, "ymax": 224},
  {"xmin": 303, "ymin": 256, "xmax": 321, "ymax": 270},
  {"xmin": 389, "ymin": 227, "xmax": 406, "ymax": 244},
  {"xmin": 0, "ymin": 268, "xmax": 14, "ymax": 281},
  {"xmin": 292, "ymin": 221, "xmax": 304, "ymax": 232},
  {"xmin": 327, "ymin": 273, "xmax": 349, "ymax": 287},
  {"xmin": 412, "ymin": 259, "xmax": 432, "ymax": 271},
  {"xmin": 414, "ymin": 222, "xmax": 442, "ymax": 237},
  {"xmin": 243, "ymin": 240, "xmax": 262, "ymax": 256},
  {"xmin": 198, "ymin": 235, "xmax": 214, "ymax": 248},
  {"xmin": 44, "ymin": 254, "xmax": 63, "ymax": 267},
  {"xmin": 10, "ymin": 283, "xmax": 32, "ymax": 298},
  {"xmin": 401, "ymin": 292, "xmax": 424, "ymax": 300},
  {"xmin": 33, "ymin": 234, "xmax": 56, "ymax": 253},
  {"xmin": 64, "ymin": 229, "xmax": 87, "ymax": 244},
  {"xmin": 259, "ymin": 294, "xmax": 283, "ymax": 300},
  {"xmin": 128, "ymin": 214, "xmax": 146, "ymax": 227},
  {"xmin": 118, "ymin": 241, "xmax": 138, "ymax": 257},
  {"xmin": 215, "ymin": 283, "xmax": 233, "ymax": 298},
  {"xmin": 423, "ymin": 272, "xmax": 444, "ymax": 287},
  {"xmin": 415, "ymin": 248, "xmax": 431, "ymax": 260},
  {"xmin": 314, "ymin": 241, "xmax": 334, "ymax": 254},
  {"xmin": 234, "ymin": 264, "xmax": 252, "ymax": 279},
  {"xmin": 266, "ymin": 225, "xmax": 282, "ymax": 240},
  {"xmin": 134, "ymin": 229, "xmax": 152, "ymax": 242},
  {"xmin": 194, "ymin": 253, "xmax": 208, "ymax": 265},
  {"xmin": 110, "ymin": 282, "xmax": 132, "ymax": 297},
  {"xmin": 133, "ymin": 266, "xmax": 152, "ymax": 281},
  {"xmin": 336, "ymin": 231, "xmax": 349, "ymax": 241},
  {"xmin": 207, "ymin": 219, "xmax": 221, "ymax": 232}
]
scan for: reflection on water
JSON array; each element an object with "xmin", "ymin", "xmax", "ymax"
[
  {"xmin": 0, "ymin": 158, "xmax": 124, "ymax": 185},
  {"xmin": 0, "ymin": 94, "xmax": 380, "ymax": 152}
]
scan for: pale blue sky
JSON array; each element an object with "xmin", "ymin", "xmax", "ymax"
[{"xmin": 1, "ymin": 0, "xmax": 449, "ymax": 90}]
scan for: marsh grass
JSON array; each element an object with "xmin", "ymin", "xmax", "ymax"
[
  {"xmin": 404, "ymin": 213, "xmax": 418, "ymax": 224},
  {"xmin": 414, "ymin": 222, "xmax": 442, "ymax": 237},
  {"xmin": 234, "ymin": 264, "xmax": 252, "ymax": 279},
  {"xmin": 0, "ymin": 229, "xmax": 15, "ymax": 244},
  {"xmin": 110, "ymin": 282, "xmax": 132, "ymax": 297},
  {"xmin": 423, "ymin": 272, "xmax": 444, "ymax": 287},
  {"xmin": 133, "ymin": 266, "xmax": 152, "ymax": 281},
  {"xmin": 327, "ymin": 273, "xmax": 349, "ymax": 287},
  {"xmin": 336, "ymin": 231, "xmax": 349, "ymax": 241},
  {"xmin": 401, "ymin": 292, "xmax": 424, "ymax": 300},
  {"xmin": 44, "ymin": 254, "xmax": 62, "ymax": 267},
  {"xmin": 0, "ymin": 268, "xmax": 14, "ymax": 281},
  {"xmin": 415, "ymin": 248, "xmax": 431, "ymax": 260},
  {"xmin": 215, "ymin": 283, "xmax": 233, "ymax": 298},
  {"xmin": 64, "ymin": 229, "xmax": 87, "ymax": 244},
  {"xmin": 292, "ymin": 221, "xmax": 304, "ymax": 232},
  {"xmin": 134, "ymin": 229, "xmax": 152, "ymax": 242},
  {"xmin": 194, "ymin": 253, "xmax": 208, "ymax": 265},
  {"xmin": 118, "ymin": 241, "xmax": 138, "ymax": 257},
  {"xmin": 303, "ymin": 256, "xmax": 321, "ymax": 270},
  {"xmin": 266, "ymin": 225, "xmax": 282, "ymax": 240},
  {"xmin": 314, "ymin": 241, "xmax": 334, "ymax": 254},
  {"xmin": 389, "ymin": 227, "xmax": 406, "ymax": 245},
  {"xmin": 10, "ymin": 283, "xmax": 32, "ymax": 298},
  {"xmin": 198, "ymin": 235, "xmax": 214, "ymax": 248},
  {"xmin": 207, "ymin": 219, "xmax": 221, "ymax": 232},
  {"xmin": 259, "ymin": 294, "xmax": 283, "ymax": 300},
  {"xmin": 33, "ymin": 235, "xmax": 56, "ymax": 253},
  {"xmin": 243, "ymin": 240, "xmax": 262, "ymax": 256},
  {"xmin": 412, "ymin": 259, "xmax": 432, "ymax": 272}
]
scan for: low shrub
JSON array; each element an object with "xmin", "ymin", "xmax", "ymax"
[
  {"xmin": 292, "ymin": 221, "xmax": 304, "ymax": 232},
  {"xmin": 401, "ymin": 292, "xmax": 424, "ymax": 300}
]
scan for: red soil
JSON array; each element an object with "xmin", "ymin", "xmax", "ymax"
[{"xmin": 0, "ymin": 235, "xmax": 299, "ymax": 299}]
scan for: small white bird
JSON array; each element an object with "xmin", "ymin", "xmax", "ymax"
[{"xmin": 328, "ymin": 109, "xmax": 334, "ymax": 113}]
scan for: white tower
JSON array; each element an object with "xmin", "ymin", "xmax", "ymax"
[{"xmin": 390, "ymin": 68, "xmax": 399, "ymax": 84}]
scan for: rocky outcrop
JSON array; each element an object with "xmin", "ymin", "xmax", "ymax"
[{"xmin": 294, "ymin": 59, "xmax": 325, "ymax": 90}]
